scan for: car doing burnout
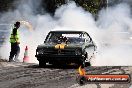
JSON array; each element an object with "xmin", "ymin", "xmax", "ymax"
[{"xmin": 35, "ymin": 31, "xmax": 97, "ymax": 67}]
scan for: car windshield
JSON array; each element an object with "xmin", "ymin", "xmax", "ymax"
[{"xmin": 45, "ymin": 32, "xmax": 85, "ymax": 44}]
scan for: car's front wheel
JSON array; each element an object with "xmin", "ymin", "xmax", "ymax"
[{"xmin": 39, "ymin": 60, "xmax": 46, "ymax": 67}]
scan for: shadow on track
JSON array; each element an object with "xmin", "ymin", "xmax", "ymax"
[{"xmin": 27, "ymin": 64, "xmax": 79, "ymax": 69}]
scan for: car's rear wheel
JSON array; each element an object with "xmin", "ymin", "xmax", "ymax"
[
  {"xmin": 79, "ymin": 59, "xmax": 85, "ymax": 68},
  {"xmin": 85, "ymin": 52, "xmax": 91, "ymax": 66},
  {"xmin": 39, "ymin": 60, "xmax": 46, "ymax": 67},
  {"xmin": 85, "ymin": 62, "xmax": 91, "ymax": 66}
]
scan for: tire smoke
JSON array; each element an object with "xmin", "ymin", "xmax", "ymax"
[{"xmin": 0, "ymin": 0, "xmax": 132, "ymax": 65}]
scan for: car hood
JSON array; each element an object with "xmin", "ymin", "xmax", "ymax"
[{"xmin": 37, "ymin": 43, "xmax": 84, "ymax": 49}]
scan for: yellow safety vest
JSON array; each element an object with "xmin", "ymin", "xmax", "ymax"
[{"xmin": 10, "ymin": 29, "xmax": 20, "ymax": 43}]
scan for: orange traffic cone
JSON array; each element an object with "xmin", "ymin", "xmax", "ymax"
[{"xmin": 23, "ymin": 46, "xmax": 29, "ymax": 63}]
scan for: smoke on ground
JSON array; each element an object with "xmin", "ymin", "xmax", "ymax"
[{"xmin": 0, "ymin": 0, "xmax": 132, "ymax": 66}]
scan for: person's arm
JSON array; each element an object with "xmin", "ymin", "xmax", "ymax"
[{"xmin": 13, "ymin": 28, "xmax": 17, "ymax": 35}]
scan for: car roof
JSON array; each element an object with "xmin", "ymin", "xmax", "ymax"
[{"xmin": 50, "ymin": 30, "xmax": 86, "ymax": 34}]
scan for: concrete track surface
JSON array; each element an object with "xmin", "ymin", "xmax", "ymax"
[{"xmin": 0, "ymin": 62, "xmax": 132, "ymax": 88}]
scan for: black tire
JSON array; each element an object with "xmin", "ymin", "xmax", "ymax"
[
  {"xmin": 39, "ymin": 61, "xmax": 46, "ymax": 67},
  {"xmin": 79, "ymin": 59, "xmax": 85, "ymax": 68},
  {"xmin": 84, "ymin": 52, "xmax": 91, "ymax": 67},
  {"xmin": 85, "ymin": 62, "xmax": 91, "ymax": 66}
]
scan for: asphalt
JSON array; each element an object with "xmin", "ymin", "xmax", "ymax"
[{"xmin": 0, "ymin": 61, "xmax": 132, "ymax": 88}]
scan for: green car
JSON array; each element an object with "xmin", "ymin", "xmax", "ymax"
[{"xmin": 35, "ymin": 31, "xmax": 97, "ymax": 67}]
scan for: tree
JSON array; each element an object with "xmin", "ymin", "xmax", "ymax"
[{"xmin": 0, "ymin": 0, "xmax": 15, "ymax": 12}]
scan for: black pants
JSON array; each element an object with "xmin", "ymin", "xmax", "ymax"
[{"xmin": 9, "ymin": 43, "xmax": 20, "ymax": 62}]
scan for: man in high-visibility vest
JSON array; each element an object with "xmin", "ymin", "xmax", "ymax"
[{"xmin": 9, "ymin": 21, "xmax": 20, "ymax": 62}]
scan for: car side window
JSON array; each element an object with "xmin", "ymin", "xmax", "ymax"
[{"xmin": 83, "ymin": 33, "xmax": 91, "ymax": 43}]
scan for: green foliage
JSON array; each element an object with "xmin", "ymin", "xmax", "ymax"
[
  {"xmin": 0, "ymin": 0, "xmax": 107, "ymax": 17},
  {"xmin": 0, "ymin": 0, "xmax": 15, "ymax": 12},
  {"xmin": 76, "ymin": 0, "xmax": 107, "ymax": 15},
  {"xmin": 53, "ymin": 0, "xmax": 107, "ymax": 18},
  {"xmin": 55, "ymin": 0, "xmax": 66, "ymax": 7}
]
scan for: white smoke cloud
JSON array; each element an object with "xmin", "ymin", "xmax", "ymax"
[
  {"xmin": 54, "ymin": 2, "xmax": 98, "ymax": 47},
  {"xmin": 0, "ymin": 0, "xmax": 132, "ymax": 66},
  {"xmin": 94, "ymin": 3, "xmax": 132, "ymax": 66},
  {"xmin": 54, "ymin": 2, "xmax": 132, "ymax": 66}
]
